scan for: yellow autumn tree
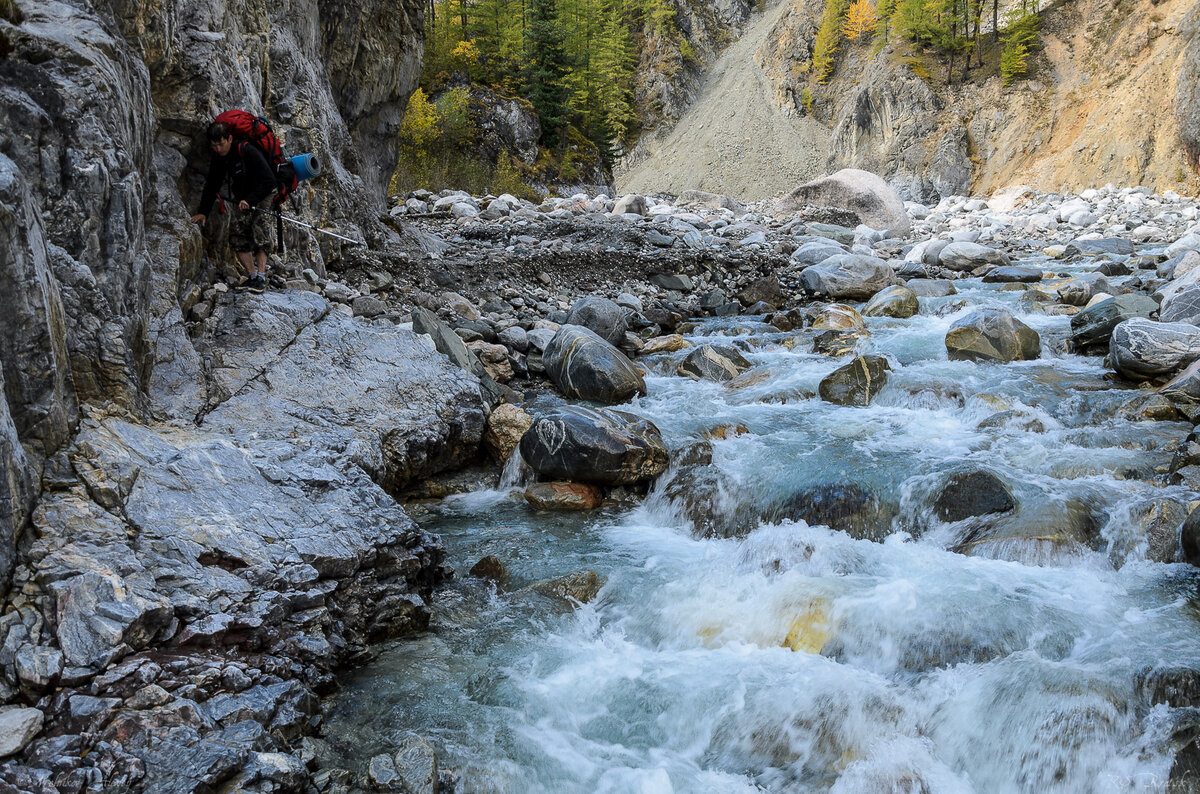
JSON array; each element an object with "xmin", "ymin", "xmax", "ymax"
[{"xmin": 842, "ymin": 0, "xmax": 878, "ymax": 41}]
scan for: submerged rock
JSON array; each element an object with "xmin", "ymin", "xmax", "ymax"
[
  {"xmin": 531, "ymin": 570, "xmax": 605, "ymax": 603},
  {"xmin": 519, "ymin": 406, "xmax": 669, "ymax": 486},
  {"xmin": 775, "ymin": 482, "xmax": 895, "ymax": 541}
]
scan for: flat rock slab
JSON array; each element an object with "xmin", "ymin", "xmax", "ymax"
[
  {"xmin": 202, "ymin": 292, "xmax": 485, "ymax": 492},
  {"xmin": 0, "ymin": 708, "xmax": 42, "ymax": 757},
  {"xmin": 983, "ymin": 266, "xmax": 1043, "ymax": 283}
]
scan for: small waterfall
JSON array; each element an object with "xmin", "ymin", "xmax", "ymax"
[{"xmin": 498, "ymin": 447, "xmax": 532, "ymax": 489}]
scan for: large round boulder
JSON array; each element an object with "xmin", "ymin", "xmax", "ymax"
[
  {"xmin": 818, "ymin": 355, "xmax": 891, "ymax": 406},
  {"xmin": 1110, "ymin": 318, "xmax": 1200, "ymax": 381},
  {"xmin": 565, "ymin": 297, "xmax": 628, "ymax": 345},
  {"xmin": 1069, "ymin": 294, "xmax": 1159, "ymax": 350},
  {"xmin": 863, "ymin": 286, "xmax": 919, "ymax": 318},
  {"xmin": 945, "ymin": 308, "xmax": 1041, "ymax": 363},
  {"xmin": 799, "ymin": 254, "xmax": 896, "ymax": 300},
  {"xmin": 771, "ymin": 168, "xmax": 911, "ymax": 235},
  {"xmin": 543, "ymin": 325, "xmax": 646, "ymax": 404},
  {"xmin": 519, "ymin": 406, "xmax": 669, "ymax": 486}
]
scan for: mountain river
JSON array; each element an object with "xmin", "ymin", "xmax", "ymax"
[{"xmin": 324, "ymin": 253, "xmax": 1200, "ymax": 792}]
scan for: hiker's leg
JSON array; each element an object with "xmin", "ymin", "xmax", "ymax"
[
  {"xmin": 255, "ymin": 250, "xmax": 267, "ymax": 277},
  {"xmin": 236, "ymin": 250, "xmax": 254, "ymax": 279}
]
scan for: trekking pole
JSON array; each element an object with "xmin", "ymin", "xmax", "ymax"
[{"xmin": 250, "ymin": 207, "xmax": 365, "ymax": 246}]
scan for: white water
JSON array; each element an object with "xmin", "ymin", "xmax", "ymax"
[{"xmin": 325, "ymin": 265, "xmax": 1200, "ymax": 792}]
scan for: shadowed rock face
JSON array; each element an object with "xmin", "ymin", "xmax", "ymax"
[{"xmin": 1178, "ymin": 5, "xmax": 1200, "ymax": 173}]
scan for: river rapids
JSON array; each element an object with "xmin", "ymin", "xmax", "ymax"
[{"xmin": 324, "ymin": 255, "xmax": 1200, "ymax": 793}]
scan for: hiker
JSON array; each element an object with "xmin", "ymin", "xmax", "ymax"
[{"xmin": 190, "ymin": 120, "xmax": 278, "ymax": 292}]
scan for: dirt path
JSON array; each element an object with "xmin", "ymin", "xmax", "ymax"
[{"xmin": 614, "ymin": 0, "xmax": 831, "ymax": 202}]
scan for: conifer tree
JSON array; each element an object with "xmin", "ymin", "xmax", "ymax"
[
  {"xmin": 842, "ymin": 0, "xmax": 877, "ymax": 40},
  {"xmin": 1000, "ymin": 8, "xmax": 1038, "ymax": 85},
  {"xmin": 523, "ymin": 0, "xmax": 571, "ymax": 141},
  {"xmin": 812, "ymin": 0, "xmax": 851, "ymax": 83}
]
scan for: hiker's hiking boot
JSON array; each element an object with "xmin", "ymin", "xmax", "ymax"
[{"xmin": 247, "ymin": 275, "xmax": 266, "ymax": 294}]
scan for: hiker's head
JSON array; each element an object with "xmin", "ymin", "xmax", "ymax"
[{"xmin": 206, "ymin": 121, "xmax": 233, "ymax": 156}]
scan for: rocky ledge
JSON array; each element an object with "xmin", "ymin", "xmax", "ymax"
[{"xmin": 0, "ymin": 290, "xmax": 484, "ymax": 791}]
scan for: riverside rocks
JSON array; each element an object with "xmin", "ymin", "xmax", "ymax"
[
  {"xmin": 863, "ymin": 286, "xmax": 919, "ymax": 318},
  {"xmin": 564, "ymin": 297, "xmax": 628, "ymax": 345},
  {"xmin": 1110, "ymin": 318, "xmax": 1200, "ymax": 381},
  {"xmin": 543, "ymin": 325, "xmax": 647, "ymax": 403},
  {"xmin": 1070, "ymin": 294, "xmax": 1160, "ymax": 350},
  {"xmin": 945, "ymin": 309, "xmax": 1041, "ymax": 363},
  {"xmin": 519, "ymin": 406, "xmax": 669, "ymax": 486},
  {"xmin": 678, "ymin": 345, "xmax": 752, "ymax": 382}
]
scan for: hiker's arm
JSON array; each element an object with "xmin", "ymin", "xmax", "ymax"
[
  {"xmin": 194, "ymin": 158, "xmax": 227, "ymax": 220},
  {"xmin": 243, "ymin": 145, "xmax": 277, "ymax": 206}
]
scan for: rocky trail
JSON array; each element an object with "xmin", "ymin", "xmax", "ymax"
[{"xmin": 615, "ymin": 0, "xmax": 829, "ymax": 200}]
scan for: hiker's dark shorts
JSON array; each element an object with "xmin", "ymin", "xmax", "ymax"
[{"xmin": 229, "ymin": 200, "xmax": 274, "ymax": 254}]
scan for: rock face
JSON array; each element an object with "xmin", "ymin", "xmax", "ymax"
[
  {"xmin": 1110, "ymin": 318, "xmax": 1200, "ymax": 381},
  {"xmin": 945, "ymin": 309, "xmax": 1041, "ymax": 363},
  {"xmin": 773, "ymin": 169, "xmax": 911, "ymax": 236},
  {"xmin": 543, "ymin": 325, "xmax": 647, "ymax": 404},
  {"xmin": 519, "ymin": 406, "xmax": 669, "ymax": 486},
  {"xmin": 0, "ymin": 0, "xmax": 425, "ymax": 586}
]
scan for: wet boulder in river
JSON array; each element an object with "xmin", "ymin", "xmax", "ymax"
[
  {"xmin": 904, "ymin": 279, "xmax": 957, "ymax": 298},
  {"xmin": 983, "ymin": 266, "xmax": 1042, "ymax": 284},
  {"xmin": 774, "ymin": 482, "xmax": 895, "ymax": 541},
  {"xmin": 737, "ymin": 276, "xmax": 783, "ymax": 308},
  {"xmin": 1181, "ymin": 504, "xmax": 1200, "ymax": 566},
  {"xmin": 862, "ymin": 286, "xmax": 919, "ymax": 318},
  {"xmin": 483, "ymin": 403, "xmax": 533, "ymax": 462},
  {"xmin": 1057, "ymin": 273, "xmax": 1113, "ymax": 307},
  {"xmin": 1069, "ymin": 294, "xmax": 1159, "ymax": 350},
  {"xmin": 565, "ymin": 297, "xmax": 628, "ymax": 345},
  {"xmin": 678, "ymin": 345, "xmax": 752, "ymax": 382},
  {"xmin": 525, "ymin": 482, "xmax": 604, "ymax": 511},
  {"xmin": 811, "ymin": 303, "xmax": 865, "ymax": 330},
  {"xmin": 945, "ymin": 308, "xmax": 1041, "ymax": 362},
  {"xmin": 1110, "ymin": 318, "xmax": 1200, "ymax": 381},
  {"xmin": 519, "ymin": 405, "xmax": 669, "ymax": 485},
  {"xmin": 799, "ymin": 254, "xmax": 896, "ymax": 300},
  {"xmin": 934, "ymin": 468, "xmax": 1015, "ymax": 523},
  {"xmin": 819, "ymin": 355, "xmax": 891, "ymax": 406},
  {"xmin": 543, "ymin": 325, "xmax": 646, "ymax": 404}
]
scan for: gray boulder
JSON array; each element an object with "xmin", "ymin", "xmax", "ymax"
[
  {"xmin": 0, "ymin": 708, "xmax": 43, "ymax": 757},
  {"xmin": 678, "ymin": 190, "xmax": 744, "ymax": 214},
  {"xmin": 818, "ymin": 355, "xmax": 891, "ymax": 406},
  {"xmin": 1163, "ymin": 359, "xmax": 1200, "ymax": 405},
  {"xmin": 612, "ymin": 194, "xmax": 648, "ymax": 215},
  {"xmin": 905, "ymin": 279, "xmax": 957, "ymax": 297},
  {"xmin": 650, "ymin": 273, "xmax": 694, "ymax": 292},
  {"xmin": 565, "ymin": 297, "xmax": 628, "ymax": 345},
  {"xmin": 938, "ymin": 242, "xmax": 1010, "ymax": 271},
  {"xmin": 1057, "ymin": 273, "xmax": 1113, "ymax": 307},
  {"xmin": 1162, "ymin": 287, "xmax": 1200, "ymax": 325},
  {"xmin": 983, "ymin": 266, "xmax": 1042, "ymax": 283},
  {"xmin": 1064, "ymin": 238, "xmax": 1135, "ymax": 257},
  {"xmin": 737, "ymin": 276, "xmax": 783, "ymax": 308},
  {"xmin": 519, "ymin": 406, "xmax": 669, "ymax": 486},
  {"xmin": 934, "ymin": 469, "xmax": 1015, "ymax": 523},
  {"xmin": 1110, "ymin": 318, "xmax": 1200, "ymax": 381},
  {"xmin": 799, "ymin": 254, "xmax": 896, "ymax": 300},
  {"xmin": 945, "ymin": 308, "xmax": 1041, "ymax": 362},
  {"xmin": 678, "ymin": 345, "xmax": 752, "ymax": 382},
  {"xmin": 543, "ymin": 325, "xmax": 646, "ymax": 404},
  {"xmin": 1070, "ymin": 294, "xmax": 1159, "ymax": 349},
  {"xmin": 791, "ymin": 241, "xmax": 847, "ymax": 266},
  {"xmin": 863, "ymin": 286, "xmax": 919, "ymax": 318},
  {"xmin": 772, "ymin": 169, "xmax": 911, "ymax": 235}
]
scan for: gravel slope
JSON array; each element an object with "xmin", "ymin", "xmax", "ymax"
[{"xmin": 615, "ymin": 0, "xmax": 831, "ymax": 201}]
